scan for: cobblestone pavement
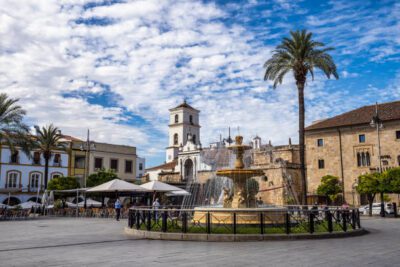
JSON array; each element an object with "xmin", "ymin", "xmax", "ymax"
[{"xmin": 0, "ymin": 217, "xmax": 398, "ymax": 267}]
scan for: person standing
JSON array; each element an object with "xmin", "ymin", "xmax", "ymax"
[
  {"xmin": 115, "ymin": 198, "xmax": 122, "ymax": 221},
  {"xmin": 152, "ymin": 198, "xmax": 160, "ymax": 221}
]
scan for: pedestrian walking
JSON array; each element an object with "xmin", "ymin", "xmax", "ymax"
[{"xmin": 115, "ymin": 198, "xmax": 122, "ymax": 221}]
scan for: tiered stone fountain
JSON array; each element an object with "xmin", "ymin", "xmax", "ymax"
[{"xmin": 193, "ymin": 135, "xmax": 284, "ymax": 224}]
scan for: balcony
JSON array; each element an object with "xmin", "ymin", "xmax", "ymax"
[
  {"xmin": 53, "ymin": 161, "xmax": 62, "ymax": 167},
  {"xmin": 32, "ymin": 159, "xmax": 41, "ymax": 165}
]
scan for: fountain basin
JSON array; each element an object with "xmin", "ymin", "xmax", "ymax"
[{"xmin": 193, "ymin": 207, "xmax": 286, "ymax": 225}]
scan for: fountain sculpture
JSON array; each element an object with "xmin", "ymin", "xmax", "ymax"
[{"xmin": 217, "ymin": 135, "xmax": 264, "ymax": 208}]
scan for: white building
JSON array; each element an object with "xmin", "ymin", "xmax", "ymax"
[
  {"xmin": 136, "ymin": 157, "xmax": 145, "ymax": 180},
  {"xmin": 0, "ymin": 146, "xmax": 69, "ymax": 205}
]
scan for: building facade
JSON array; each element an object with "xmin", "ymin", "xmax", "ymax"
[
  {"xmin": 0, "ymin": 146, "xmax": 69, "ymax": 205},
  {"xmin": 305, "ymin": 101, "xmax": 400, "ymax": 206},
  {"xmin": 69, "ymin": 141, "xmax": 140, "ymax": 186}
]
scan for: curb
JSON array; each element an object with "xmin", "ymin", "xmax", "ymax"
[{"xmin": 124, "ymin": 227, "xmax": 368, "ymax": 242}]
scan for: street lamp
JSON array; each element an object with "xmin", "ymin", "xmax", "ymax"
[
  {"xmin": 80, "ymin": 129, "xmax": 96, "ymax": 188},
  {"xmin": 370, "ymin": 102, "xmax": 385, "ymax": 217},
  {"xmin": 351, "ymin": 180, "xmax": 358, "ymax": 207}
]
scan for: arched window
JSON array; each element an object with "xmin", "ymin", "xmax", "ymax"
[
  {"xmin": 174, "ymin": 114, "xmax": 179, "ymax": 123},
  {"xmin": 6, "ymin": 172, "xmax": 19, "ymax": 188},
  {"xmin": 189, "ymin": 115, "xmax": 193, "ymax": 124},
  {"xmin": 398, "ymin": 155, "xmax": 400, "ymax": 166},
  {"xmin": 357, "ymin": 153, "xmax": 361, "ymax": 167},
  {"xmin": 173, "ymin": 133, "xmax": 178, "ymax": 145},
  {"xmin": 361, "ymin": 152, "xmax": 366, "ymax": 166},
  {"xmin": 365, "ymin": 152, "xmax": 371, "ymax": 166},
  {"xmin": 51, "ymin": 172, "xmax": 63, "ymax": 179},
  {"xmin": 30, "ymin": 172, "xmax": 41, "ymax": 190},
  {"xmin": 193, "ymin": 135, "xmax": 196, "ymax": 144},
  {"xmin": 10, "ymin": 151, "xmax": 19, "ymax": 163}
]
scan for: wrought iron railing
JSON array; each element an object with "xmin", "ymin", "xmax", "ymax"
[{"xmin": 127, "ymin": 207, "xmax": 362, "ymax": 235}]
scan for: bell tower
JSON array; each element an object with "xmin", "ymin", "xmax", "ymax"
[{"xmin": 166, "ymin": 100, "xmax": 200, "ymax": 163}]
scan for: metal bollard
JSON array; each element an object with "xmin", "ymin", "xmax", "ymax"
[
  {"xmin": 162, "ymin": 211, "xmax": 167, "ymax": 232},
  {"xmin": 182, "ymin": 212, "xmax": 187, "ymax": 233},
  {"xmin": 285, "ymin": 212, "xmax": 290, "ymax": 235},
  {"xmin": 260, "ymin": 212, "xmax": 264, "ymax": 235},
  {"xmin": 206, "ymin": 212, "xmax": 211, "ymax": 234},
  {"xmin": 309, "ymin": 213, "xmax": 314, "ymax": 234}
]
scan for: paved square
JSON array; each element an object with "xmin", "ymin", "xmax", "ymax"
[{"xmin": 0, "ymin": 217, "xmax": 398, "ymax": 266}]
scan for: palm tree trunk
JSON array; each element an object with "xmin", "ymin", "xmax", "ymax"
[
  {"xmin": 44, "ymin": 157, "xmax": 49, "ymax": 189},
  {"xmin": 297, "ymin": 80, "xmax": 307, "ymax": 205}
]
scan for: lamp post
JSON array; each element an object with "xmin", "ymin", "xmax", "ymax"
[
  {"xmin": 370, "ymin": 102, "xmax": 384, "ymax": 217},
  {"xmin": 351, "ymin": 180, "xmax": 358, "ymax": 207},
  {"xmin": 80, "ymin": 129, "xmax": 96, "ymax": 188}
]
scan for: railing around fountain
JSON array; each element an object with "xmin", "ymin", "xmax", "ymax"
[{"xmin": 128, "ymin": 206, "xmax": 361, "ymax": 235}]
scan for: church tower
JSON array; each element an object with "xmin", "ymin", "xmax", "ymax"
[{"xmin": 166, "ymin": 101, "xmax": 200, "ymax": 163}]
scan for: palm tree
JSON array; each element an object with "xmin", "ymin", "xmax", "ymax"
[
  {"xmin": 33, "ymin": 124, "xmax": 67, "ymax": 189},
  {"xmin": 0, "ymin": 93, "xmax": 30, "ymax": 154},
  {"xmin": 264, "ymin": 30, "xmax": 338, "ymax": 204}
]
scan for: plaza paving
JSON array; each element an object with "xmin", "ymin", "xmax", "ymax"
[{"xmin": 0, "ymin": 217, "xmax": 398, "ymax": 267}]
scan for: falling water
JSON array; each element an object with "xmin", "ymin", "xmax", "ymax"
[{"xmin": 180, "ymin": 144, "xmax": 257, "ymax": 208}]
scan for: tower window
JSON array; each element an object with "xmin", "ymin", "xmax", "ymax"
[
  {"xmin": 173, "ymin": 134, "xmax": 178, "ymax": 145},
  {"xmin": 189, "ymin": 115, "xmax": 193, "ymax": 124},
  {"xmin": 193, "ymin": 135, "xmax": 196, "ymax": 144},
  {"xmin": 318, "ymin": 159, "xmax": 325, "ymax": 169},
  {"xmin": 317, "ymin": 139, "xmax": 323, "ymax": 147},
  {"xmin": 174, "ymin": 114, "xmax": 179, "ymax": 123},
  {"xmin": 359, "ymin": 134, "xmax": 365, "ymax": 143}
]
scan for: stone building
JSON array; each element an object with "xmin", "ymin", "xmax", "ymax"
[{"xmin": 305, "ymin": 101, "xmax": 400, "ymax": 206}]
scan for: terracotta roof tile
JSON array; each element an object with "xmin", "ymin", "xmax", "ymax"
[
  {"xmin": 305, "ymin": 100, "xmax": 400, "ymax": 131},
  {"xmin": 146, "ymin": 160, "xmax": 177, "ymax": 171}
]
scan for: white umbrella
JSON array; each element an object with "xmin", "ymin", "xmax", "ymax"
[
  {"xmin": 20, "ymin": 201, "xmax": 41, "ymax": 209},
  {"xmin": 87, "ymin": 179, "xmax": 147, "ymax": 192},
  {"xmin": 140, "ymin": 180, "xmax": 187, "ymax": 192},
  {"xmin": 78, "ymin": 198, "xmax": 102, "ymax": 207},
  {"xmin": 0, "ymin": 203, "xmax": 10, "ymax": 209}
]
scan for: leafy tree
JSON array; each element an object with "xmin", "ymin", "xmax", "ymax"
[
  {"xmin": 264, "ymin": 30, "xmax": 338, "ymax": 204},
  {"xmin": 382, "ymin": 167, "xmax": 400, "ymax": 194},
  {"xmin": 47, "ymin": 176, "xmax": 80, "ymax": 191},
  {"xmin": 87, "ymin": 168, "xmax": 118, "ymax": 187},
  {"xmin": 33, "ymin": 124, "xmax": 67, "ymax": 189},
  {"xmin": 356, "ymin": 173, "xmax": 380, "ymax": 216},
  {"xmin": 0, "ymin": 93, "xmax": 31, "ymax": 155},
  {"xmin": 317, "ymin": 175, "xmax": 342, "ymax": 204}
]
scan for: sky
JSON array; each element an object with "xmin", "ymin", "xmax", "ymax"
[{"xmin": 1, "ymin": 0, "xmax": 399, "ymax": 167}]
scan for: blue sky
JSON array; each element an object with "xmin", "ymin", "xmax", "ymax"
[{"xmin": 1, "ymin": 0, "xmax": 399, "ymax": 167}]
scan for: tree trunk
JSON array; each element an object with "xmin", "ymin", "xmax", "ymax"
[
  {"xmin": 44, "ymin": 156, "xmax": 49, "ymax": 190},
  {"xmin": 297, "ymin": 81, "xmax": 307, "ymax": 205},
  {"xmin": 380, "ymin": 192, "xmax": 385, "ymax": 217},
  {"xmin": 368, "ymin": 193, "xmax": 375, "ymax": 217}
]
